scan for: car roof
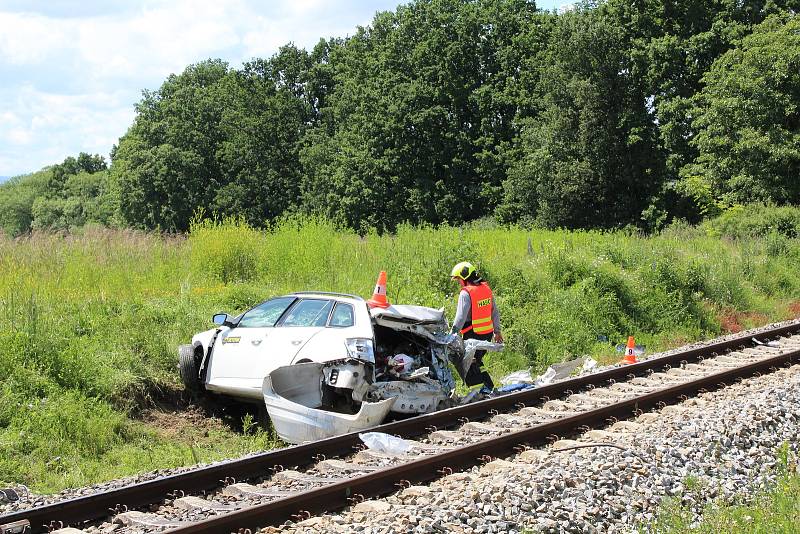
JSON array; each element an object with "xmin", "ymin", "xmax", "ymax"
[{"xmin": 289, "ymin": 291, "xmax": 365, "ymax": 303}]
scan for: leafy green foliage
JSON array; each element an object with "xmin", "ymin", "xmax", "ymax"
[
  {"xmin": 4, "ymin": 0, "xmax": 800, "ymax": 234},
  {"xmin": 703, "ymin": 204, "xmax": 800, "ymax": 239},
  {"xmin": 499, "ymin": 5, "xmax": 663, "ymax": 228},
  {"xmin": 0, "ymin": 153, "xmax": 112, "ymax": 236},
  {"xmin": 684, "ymin": 13, "xmax": 800, "ymax": 206},
  {"xmin": 112, "ymin": 60, "xmax": 232, "ymax": 231},
  {"xmin": 301, "ymin": 0, "xmax": 548, "ymax": 232}
]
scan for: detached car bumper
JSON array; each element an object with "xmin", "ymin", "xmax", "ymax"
[{"xmin": 262, "ymin": 362, "xmax": 395, "ymax": 444}]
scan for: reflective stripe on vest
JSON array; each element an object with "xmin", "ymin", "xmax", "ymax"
[{"xmin": 459, "ymin": 282, "xmax": 494, "ymax": 335}]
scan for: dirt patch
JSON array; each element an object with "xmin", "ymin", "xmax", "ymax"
[
  {"xmin": 719, "ymin": 313, "xmax": 743, "ymax": 333},
  {"xmin": 718, "ymin": 310, "xmax": 770, "ymax": 333},
  {"xmin": 140, "ymin": 405, "xmax": 231, "ymax": 442},
  {"xmin": 788, "ymin": 301, "xmax": 800, "ymax": 318}
]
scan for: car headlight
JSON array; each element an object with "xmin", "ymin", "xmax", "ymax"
[{"xmin": 345, "ymin": 338, "xmax": 375, "ymax": 363}]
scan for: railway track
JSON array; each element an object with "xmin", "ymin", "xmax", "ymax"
[{"xmin": 3, "ymin": 321, "xmax": 800, "ymax": 534}]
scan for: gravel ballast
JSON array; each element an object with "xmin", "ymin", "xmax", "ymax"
[{"xmin": 275, "ymin": 363, "xmax": 800, "ymax": 533}]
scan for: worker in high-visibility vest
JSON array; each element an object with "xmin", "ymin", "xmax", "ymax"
[{"xmin": 449, "ymin": 261, "xmax": 503, "ymax": 391}]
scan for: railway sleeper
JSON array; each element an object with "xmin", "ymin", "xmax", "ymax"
[
  {"xmin": 551, "ymin": 439, "xmax": 584, "ymax": 451},
  {"xmin": 317, "ymin": 459, "xmax": 382, "ymax": 474},
  {"xmin": 461, "ymin": 421, "xmax": 508, "ymax": 434},
  {"xmin": 609, "ymin": 382, "xmax": 662, "ymax": 393},
  {"xmin": 491, "ymin": 413, "xmax": 538, "ymax": 426},
  {"xmin": 584, "ymin": 388, "xmax": 637, "ymax": 399},
  {"xmin": 173, "ymin": 496, "xmax": 238, "ymax": 512},
  {"xmin": 715, "ymin": 354, "xmax": 762, "ymax": 364},
  {"xmin": 113, "ymin": 511, "xmax": 186, "ymax": 528},
  {"xmin": 353, "ymin": 449, "xmax": 407, "ymax": 463},
  {"xmin": 429, "ymin": 430, "xmax": 471, "ymax": 444},
  {"xmin": 519, "ymin": 406, "xmax": 586, "ymax": 419},
  {"xmin": 642, "ymin": 372, "xmax": 688, "ymax": 382},
  {"xmin": 609, "ymin": 420, "xmax": 644, "ymax": 432},
  {"xmin": 221, "ymin": 483, "xmax": 296, "ymax": 499},
  {"xmin": 585, "ymin": 429, "xmax": 620, "ymax": 441},
  {"xmin": 271, "ymin": 470, "xmax": 346, "ymax": 485},
  {"xmin": 692, "ymin": 361, "xmax": 741, "ymax": 370},
  {"xmin": 572, "ymin": 391, "xmax": 632, "ymax": 403},
  {"xmin": 542, "ymin": 399, "xmax": 580, "ymax": 411},
  {"xmin": 518, "ymin": 448, "xmax": 549, "ymax": 463},
  {"xmin": 666, "ymin": 367, "xmax": 707, "ymax": 377}
]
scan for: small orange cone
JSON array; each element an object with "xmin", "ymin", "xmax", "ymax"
[
  {"xmin": 367, "ymin": 271, "xmax": 391, "ymax": 308},
  {"xmin": 621, "ymin": 336, "xmax": 637, "ymax": 364}
]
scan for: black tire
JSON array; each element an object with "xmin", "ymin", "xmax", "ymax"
[{"xmin": 178, "ymin": 344, "xmax": 201, "ymax": 391}]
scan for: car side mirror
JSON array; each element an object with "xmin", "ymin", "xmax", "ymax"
[{"xmin": 212, "ymin": 313, "xmax": 231, "ymax": 326}]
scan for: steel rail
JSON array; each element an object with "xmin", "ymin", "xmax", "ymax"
[
  {"xmin": 167, "ymin": 346, "xmax": 800, "ymax": 534},
  {"xmin": 3, "ymin": 321, "xmax": 799, "ymax": 532}
]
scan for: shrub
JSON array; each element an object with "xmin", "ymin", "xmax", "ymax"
[
  {"xmin": 705, "ymin": 204, "xmax": 800, "ymax": 239},
  {"xmin": 188, "ymin": 216, "xmax": 264, "ymax": 283}
]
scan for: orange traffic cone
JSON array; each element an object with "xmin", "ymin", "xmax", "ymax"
[
  {"xmin": 621, "ymin": 336, "xmax": 637, "ymax": 364},
  {"xmin": 367, "ymin": 271, "xmax": 391, "ymax": 308}
]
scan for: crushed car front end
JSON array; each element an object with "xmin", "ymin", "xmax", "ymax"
[{"xmin": 262, "ymin": 303, "xmax": 460, "ymax": 443}]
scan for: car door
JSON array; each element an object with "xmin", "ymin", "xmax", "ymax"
[
  {"xmin": 268, "ymin": 298, "xmax": 335, "ymax": 362},
  {"xmin": 206, "ymin": 297, "xmax": 335, "ymax": 400},
  {"xmin": 205, "ymin": 296, "xmax": 296, "ymax": 400},
  {"xmin": 292, "ymin": 300, "xmax": 373, "ymax": 364}
]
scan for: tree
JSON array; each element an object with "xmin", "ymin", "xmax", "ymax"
[
  {"xmin": 111, "ymin": 60, "xmax": 232, "ymax": 231},
  {"xmin": 300, "ymin": 0, "xmax": 544, "ymax": 232},
  {"xmin": 214, "ymin": 46, "xmax": 314, "ymax": 225},
  {"xmin": 111, "ymin": 53, "xmax": 314, "ymax": 231},
  {"xmin": 0, "ymin": 173, "xmax": 48, "ymax": 236},
  {"xmin": 604, "ymin": 0, "xmax": 800, "ymax": 223},
  {"xmin": 682, "ymin": 13, "xmax": 800, "ymax": 205},
  {"xmin": 499, "ymin": 6, "xmax": 664, "ymax": 228}
]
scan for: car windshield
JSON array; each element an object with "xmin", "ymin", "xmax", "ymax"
[
  {"xmin": 280, "ymin": 299, "xmax": 334, "ymax": 327},
  {"xmin": 237, "ymin": 297, "xmax": 296, "ymax": 328}
]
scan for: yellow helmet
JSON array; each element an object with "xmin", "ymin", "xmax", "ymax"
[{"xmin": 450, "ymin": 261, "xmax": 475, "ymax": 280}]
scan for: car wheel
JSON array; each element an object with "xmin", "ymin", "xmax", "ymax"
[{"xmin": 179, "ymin": 344, "xmax": 201, "ymax": 391}]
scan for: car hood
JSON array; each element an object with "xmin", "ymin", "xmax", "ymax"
[{"xmin": 369, "ymin": 304, "xmax": 445, "ymax": 325}]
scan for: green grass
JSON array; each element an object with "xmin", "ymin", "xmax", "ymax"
[
  {"xmin": 1, "ymin": 215, "xmax": 800, "ymax": 493},
  {"xmin": 650, "ymin": 447, "xmax": 800, "ymax": 532}
]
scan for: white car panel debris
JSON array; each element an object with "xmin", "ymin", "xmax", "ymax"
[
  {"xmin": 179, "ymin": 291, "xmax": 504, "ymax": 444},
  {"xmin": 263, "ymin": 363, "xmax": 395, "ymax": 443}
]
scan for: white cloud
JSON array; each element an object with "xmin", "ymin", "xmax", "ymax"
[
  {"xmin": 557, "ymin": 3, "xmax": 576, "ymax": 14},
  {"xmin": 3, "ymin": 0, "xmax": 512, "ymax": 176},
  {"xmin": 0, "ymin": 12, "xmax": 68, "ymax": 65},
  {"xmin": 0, "ymin": 86, "xmax": 135, "ymax": 173}
]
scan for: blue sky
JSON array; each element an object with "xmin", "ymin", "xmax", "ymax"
[{"xmin": 0, "ymin": 0, "xmax": 562, "ymax": 177}]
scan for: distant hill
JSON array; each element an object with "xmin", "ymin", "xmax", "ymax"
[{"xmin": 0, "ymin": 176, "xmax": 10, "ymax": 184}]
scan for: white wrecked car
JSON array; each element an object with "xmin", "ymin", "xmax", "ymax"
[{"xmin": 178, "ymin": 292, "xmax": 499, "ymax": 443}]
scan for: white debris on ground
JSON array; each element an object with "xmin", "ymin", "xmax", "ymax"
[
  {"xmin": 359, "ymin": 432, "xmax": 417, "ymax": 455},
  {"xmin": 271, "ymin": 363, "xmax": 800, "ymax": 534}
]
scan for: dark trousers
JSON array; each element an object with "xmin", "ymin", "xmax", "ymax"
[{"xmin": 463, "ymin": 331, "xmax": 494, "ymax": 389}]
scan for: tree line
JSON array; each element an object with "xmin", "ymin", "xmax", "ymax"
[{"xmin": 1, "ymin": 0, "xmax": 799, "ymax": 236}]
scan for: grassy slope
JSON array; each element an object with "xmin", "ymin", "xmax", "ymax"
[{"xmin": 1, "ymin": 217, "xmax": 799, "ymax": 492}]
